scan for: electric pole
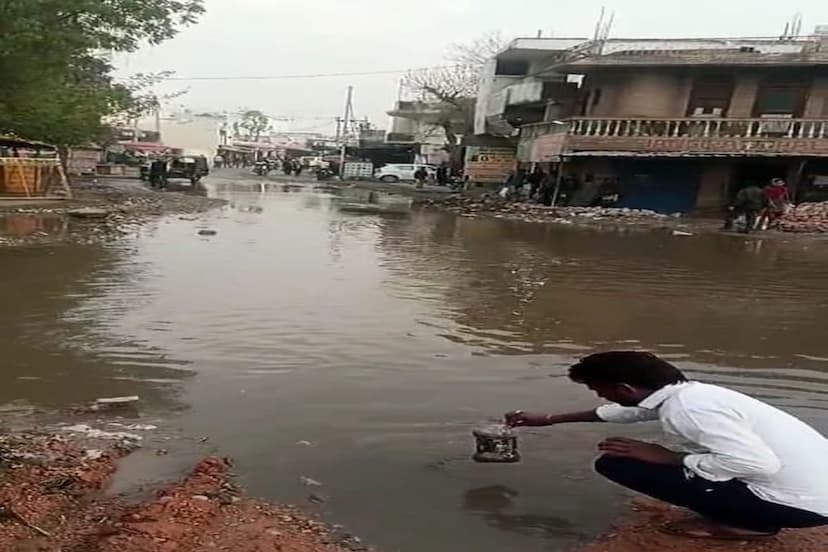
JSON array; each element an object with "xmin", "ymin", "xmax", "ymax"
[{"xmin": 339, "ymin": 86, "xmax": 354, "ymax": 178}]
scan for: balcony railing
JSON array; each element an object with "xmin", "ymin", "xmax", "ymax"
[{"xmin": 569, "ymin": 117, "xmax": 828, "ymax": 140}]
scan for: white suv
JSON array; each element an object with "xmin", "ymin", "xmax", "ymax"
[{"xmin": 375, "ymin": 163, "xmax": 436, "ymax": 183}]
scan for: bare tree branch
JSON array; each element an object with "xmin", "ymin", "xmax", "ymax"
[
  {"xmin": 446, "ymin": 31, "xmax": 507, "ymax": 67},
  {"xmin": 399, "ymin": 33, "xmax": 509, "ymax": 150}
]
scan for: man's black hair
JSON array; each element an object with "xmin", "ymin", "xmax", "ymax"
[{"xmin": 569, "ymin": 351, "xmax": 687, "ymax": 390}]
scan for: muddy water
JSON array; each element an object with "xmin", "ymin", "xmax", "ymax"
[{"xmin": 2, "ymin": 175, "xmax": 828, "ymax": 552}]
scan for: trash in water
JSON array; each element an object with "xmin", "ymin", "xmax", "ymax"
[
  {"xmin": 300, "ymin": 476, "xmax": 323, "ymax": 487},
  {"xmin": 88, "ymin": 396, "xmax": 140, "ymax": 412},
  {"xmin": 95, "ymin": 396, "xmax": 139, "ymax": 406},
  {"xmin": 108, "ymin": 422, "xmax": 157, "ymax": 431},
  {"xmin": 84, "ymin": 449, "xmax": 104, "ymax": 461},
  {"xmin": 672, "ymin": 230, "xmax": 694, "ymax": 237},
  {"xmin": 472, "ymin": 423, "xmax": 520, "ymax": 464},
  {"xmin": 198, "ymin": 229, "xmax": 218, "ymax": 236},
  {"xmin": 62, "ymin": 424, "xmax": 142, "ymax": 442}
]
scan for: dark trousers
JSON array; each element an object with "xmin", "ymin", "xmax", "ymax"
[
  {"xmin": 595, "ymin": 456, "xmax": 827, "ymax": 533},
  {"xmin": 724, "ymin": 208, "xmax": 760, "ymax": 233}
]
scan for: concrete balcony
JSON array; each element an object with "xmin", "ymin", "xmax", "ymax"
[{"xmin": 564, "ymin": 117, "xmax": 828, "ymax": 156}]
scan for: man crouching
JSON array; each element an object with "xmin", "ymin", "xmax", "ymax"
[{"xmin": 506, "ymin": 351, "xmax": 828, "ymax": 539}]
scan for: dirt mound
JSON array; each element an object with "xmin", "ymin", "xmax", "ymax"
[
  {"xmin": 575, "ymin": 498, "xmax": 828, "ymax": 552},
  {"xmin": 0, "ymin": 432, "xmax": 366, "ymax": 552}
]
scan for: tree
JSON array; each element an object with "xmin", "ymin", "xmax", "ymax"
[
  {"xmin": 5, "ymin": 57, "xmax": 132, "ymax": 150},
  {"xmin": 239, "ymin": 110, "xmax": 271, "ymax": 141},
  {"xmin": 402, "ymin": 32, "xmax": 508, "ymax": 149},
  {"xmin": 0, "ymin": 1, "xmax": 204, "ymax": 148}
]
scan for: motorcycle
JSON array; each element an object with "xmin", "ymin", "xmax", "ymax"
[
  {"xmin": 253, "ymin": 161, "xmax": 270, "ymax": 177},
  {"xmin": 315, "ymin": 167, "xmax": 335, "ymax": 181}
]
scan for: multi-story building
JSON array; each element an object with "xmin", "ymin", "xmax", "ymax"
[
  {"xmin": 476, "ymin": 33, "xmax": 828, "ymax": 212},
  {"xmin": 386, "ymin": 100, "xmax": 462, "ymax": 165}
]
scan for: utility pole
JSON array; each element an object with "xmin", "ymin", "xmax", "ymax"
[{"xmin": 339, "ymin": 86, "xmax": 354, "ymax": 178}]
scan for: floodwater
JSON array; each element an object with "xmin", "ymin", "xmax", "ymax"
[{"xmin": 2, "ymin": 173, "xmax": 828, "ymax": 552}]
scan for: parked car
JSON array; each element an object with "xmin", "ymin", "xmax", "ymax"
[{"xmin": 375, "ymin": 163, "xmax": 436, "ymax": 183}]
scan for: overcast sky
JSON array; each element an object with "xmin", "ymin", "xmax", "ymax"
[{"xmin": 118, "ymin": 0, "xmax": 827, "ymax": 133}]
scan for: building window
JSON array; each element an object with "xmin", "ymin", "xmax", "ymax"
[
  {"xmin": 687, "ymin": 76, "xmax": 734, "ymax": 117},
  {"xmin": 753, "ymin": 74, "xmax": 811, "ymax": 117},
  {"xmin": 495, "ymin": 59, "xmax": 529, "ymax": 77}
]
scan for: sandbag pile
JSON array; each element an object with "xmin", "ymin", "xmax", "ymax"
[{"xmin": 780, "ymin": 202, "xmax": 828, "ymax": 233}]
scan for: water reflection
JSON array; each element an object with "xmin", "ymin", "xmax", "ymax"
[
  {"xmin": 0, "ymin": 213, "xmax": 67, "ymax": 238},
  {"xmin": 463, "ymin": 486, "xmax": 582, "ymax": 539},
  {"xmin": 375, "ymin": 214, "xmax": 828, "ymax": 371},
  {"xmin": 0, "ymin": 244, "xmax": 191, "ymax": 410}
]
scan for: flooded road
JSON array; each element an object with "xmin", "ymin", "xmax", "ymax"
[{"xmin": 2, "ymin": 173, "xmax": 828, "ymax": 552}]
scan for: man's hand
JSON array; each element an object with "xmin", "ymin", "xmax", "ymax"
[
  {"xmin": 598, "ymin": 437, "xmax": 685, "ymax": 466},
  {"xmin": 504, "ymin": 411, "xmax": 550, "ymax": 427},
  {"xmin": 505, "ymin": 410, "xmax": 602, "ymax": 427}
]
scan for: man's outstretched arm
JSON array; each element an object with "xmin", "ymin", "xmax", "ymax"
[
  {"xmin": 505, "ymin": 410, "xmax": 603, "ymax": 427},
  {"xmin": 505, "ymin": 405, "xmax": 658, "ymax": 427}
]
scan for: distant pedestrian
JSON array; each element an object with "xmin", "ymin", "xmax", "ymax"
[
  {"xmin": 436, "ymin": 165, "xmax": 449, "ymax": 186},
  {"xmin": 762, "ymin": 178, "xmax": 791, "ymax": 229},
  {"xmin": 148, "ymin": 158, "xmax": 168, "ymax": 189},
  {"xmin": 293, "ymin": 159, "xmax": 304, "ymax": 177},
  {"xmin": 414, "ymin": 166, "xmax": 428, "ymax": 189},
  {"xmin": 539, "ymin": 173, "xmax": 555, "ymax": 206},
  {"xmin": 725, "ymin": 184, "xmax": 766, "ymax": 233},
  {"xmin": 283, "ymin": 159, "xmax": 293, "ymax": 176},
  {"xmin": 512, "ymin": 169, "xmax": 526, "ymax": 198},
  {"xmin": 527, "ymin": 167, "xmax": 545, "ymax": 200}
]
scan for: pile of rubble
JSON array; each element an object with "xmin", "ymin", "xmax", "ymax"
[
  {"xmin": 418, "ymin": 196, "xmax": 669, "ymax": 225},
  {"xmin": 0, "ymin": 426, "xmax": 368, "ymax": 552},
  {"xmin": 780, "ymin": 202, "xmax": 828, "ymax": 233}
]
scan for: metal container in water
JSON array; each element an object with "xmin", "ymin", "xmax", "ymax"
[{"xmin": 472, "ymin": 423, "xmax": 520, "ymax": 463}]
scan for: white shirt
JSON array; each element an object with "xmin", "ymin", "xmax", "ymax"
[{"xmin": 596, "ymin": 381, "xmax": 828, "ymax": 516}]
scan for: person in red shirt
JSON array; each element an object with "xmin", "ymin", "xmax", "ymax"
[{"xmin": 762, "ymin": 178, "xmax": 791, "ymax": 228}]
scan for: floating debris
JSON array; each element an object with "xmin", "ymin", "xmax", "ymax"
[
  {"xmin": 61, "ymin": 424, "xmax": 142, "ymax": 442},
  {"xmin": 67, "ymin": 207, "xmax": 112, "ymax": 219},
  {"xmin": 300, "ymin": 476, "xmax": 323, "ymax": 488},
  {"xmin": 108, "ymin": 422, "xmax": 157, "ymax": 431},
  {"xmin": 95, "ymin": 396, "xmax": 140, "ymax": 407}
]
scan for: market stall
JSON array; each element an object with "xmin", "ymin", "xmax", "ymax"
[{"xmin": 0, "ymin": 136, "xmax": 71, "ymax": 199}]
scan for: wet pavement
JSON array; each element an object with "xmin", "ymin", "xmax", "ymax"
[{"xmin": 2, "ymin": 171, "xmax": 828, "ymax": 552}]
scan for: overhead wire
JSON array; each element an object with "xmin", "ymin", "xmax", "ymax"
[{"xmin": 163, "ymin": 64, "xmax": 459, "ymax": 81}]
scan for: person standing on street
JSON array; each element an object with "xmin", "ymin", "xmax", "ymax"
[
  {"xmin": 436, "ymin": 164, "xmax": 449, "ymax": 187},
  {"xmin": 506, "ymin": 351, "xmax": 828, "ymax": 540},
  {"xmin": 527, "ymin": 167, "xmax": 545, "ymax": 200},
  {"xmin": 414, "ymin": 166, "xmax": 428, "ymax": 189},
  {"xmin": 763, "ymin": 178, "xmax": 791, "ymax": 228}
]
